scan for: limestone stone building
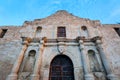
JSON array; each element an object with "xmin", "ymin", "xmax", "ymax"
[{"xmin": 0, "ymin": 10, "xmax": 120, "ymax": 80}]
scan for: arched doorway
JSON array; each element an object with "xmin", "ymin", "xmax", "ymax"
[{"xmin": 49, "ymin": 55, "xmax": 74, "ymax": 80}]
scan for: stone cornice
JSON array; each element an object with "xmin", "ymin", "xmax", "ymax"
[
  {"xmin": 77, "ymin": 36, "xmax": 102, "ymax": 42},
  {"xmin": 21, "ymin": 36, "xmax": 102, "ymax": 46}
]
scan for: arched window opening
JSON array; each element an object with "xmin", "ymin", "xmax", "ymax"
[{"xmin": 88, "ymin": 50, "xmax": 101, "ymax": 72}]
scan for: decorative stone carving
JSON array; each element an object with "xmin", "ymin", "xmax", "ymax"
[
  {"xmin": 57, "ymin": 41, "xmax": 66, "ymax": 54},
  {"xmin": 58, "ymin": 45, "xmax": 65, "ymax": 53}
]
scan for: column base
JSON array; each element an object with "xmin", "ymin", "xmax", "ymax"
[
  {"xmin": 107, "ymin": 74, "xmax": 119, "ymax": 80},
  {"xmin": 85, "ymin": 74, "xmax": 94, "ymax": 80},
  {"xmin": 6, "ymin": 73, "xmax": 18, "ymax": 80},
  {"xmin": 30, "ymin": 74, "xmax": 40, "ymax": 80},
  {"xmin": 42, "ymin": 77, "xmax": 49, "ymax": 80}
]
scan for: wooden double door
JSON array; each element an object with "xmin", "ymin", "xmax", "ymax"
[{"xmin": 49, "ymin": 55, "xmax": 74, "ymax": 80}]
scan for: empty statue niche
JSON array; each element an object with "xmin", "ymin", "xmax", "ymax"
[
  {"xmin": 23, "ymin": 50, "xmax": 36, "ymax": 72},
  {"xmin": 88, "ymin": 50, "xmax": 107, "ymax": 80},
  {"xmin": 81, "ymin": 26, "xmax": 89, "ymax": 38},
  {"xmin": 36, "ymin": 26, "xmax": 42, "ymax": 37},
  {"xmin": 18, "ymin": 50, "xmax": 36, "ymax": 80},
  {"xmin": 88, "ymin": 50, "xmax": 101, "ymax": 72}
]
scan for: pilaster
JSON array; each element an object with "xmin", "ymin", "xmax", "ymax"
[
  {"xmin": 31, "ymin": 39, "xmax": 45, "ymax": 80},
  {"xmin": 7, "ymin": 37, "xmax": 30, "ymax": 80},
  {"xmin": 96, "ymin": 39, "xmax": 118, "ymax": 80},
  {"xmin": 79, "ymin": 39, "xmax": 94, "ymax": 80}
]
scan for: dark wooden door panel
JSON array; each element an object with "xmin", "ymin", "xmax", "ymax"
[{"xmin": 49, "ymin": 55, "xmax": 74, "ymax": 80}]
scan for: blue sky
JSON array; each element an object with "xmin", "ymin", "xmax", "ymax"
[{"xmin": 0, "ymin": 0, "xmax": 120, "ymax": 26}]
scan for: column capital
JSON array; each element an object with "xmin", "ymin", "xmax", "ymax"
[
  {"xmin": 21, "ymin": 37, "xmax": 31, "ymax": 42},
  {"xmin": 21, "ymin": 37, "xmax": 31, "ymax": 45},
  {"xmin": 22, "ymin": 40, "xmax": 29, "ymax": 45},
  {"xmin": 96, "ymin": 39, "xmax": 102, "ymax": 44},
  {"xmin": 78, "ymin": 39, "xmax": 84, "ymax": 50},
  {"xmin": 40, "ymin": 40, "xmax": 45, "ymax": 44},
  {"xmin": 42, "ymin": 37, "xmax": 47, "ymax": 43},
  {"xmin": 91, "ymin": 36, "xmax": 102, "ymax": 44},
  {"xmin": 79, "ymin": 40, "xmax": 84, "ymax": 44}
]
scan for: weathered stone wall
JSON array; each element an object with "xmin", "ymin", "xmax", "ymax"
[
  {"xmin": 0, "ymin": 11, "xmax": 120, "ymax": 80},
  {"xmin": 0, "ymin": 26, "xmax": 22, "ymax": 80},
  {"xmin": 99, "ymin": 25, "xmax": 120, "ymax": 78},
  {"xmin": 21, "ymin": 11, "xmax": 101, "ymax": 39}
]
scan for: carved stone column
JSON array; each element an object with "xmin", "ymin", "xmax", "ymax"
[
  {"xmin": 7, "ymin": 37, "xmax": 30, "ymax": 80},
  {"xmin": 79, "ymin": 40, "xmax": 94, "ymax": 80},
  {"xmin": 95, "ymin": 52, "xmax": 104, "ymax": 71},
  {"xmin": 31, "ymin": 40, "xmax": 45, "ymax": 80},
  {"xmin": 96, "ymin": 39, "xmax": 118, "ymax": 80}
]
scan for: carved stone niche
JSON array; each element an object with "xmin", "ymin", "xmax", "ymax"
[
  {"xmin": 88, "ymin": 50, "xmax": 101, "ymax": 72},
  {"xmin": 88, "ymin": 50, "xmax": 107, "ymax": 80},
  {"xmin": 18, "ymin": 50, "xmax": 36, "ymax": 80}
]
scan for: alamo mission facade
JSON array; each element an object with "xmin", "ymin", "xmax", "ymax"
[{"xmin": 0, "ymin": 10, "xmax": 120, "ymax": 80}]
